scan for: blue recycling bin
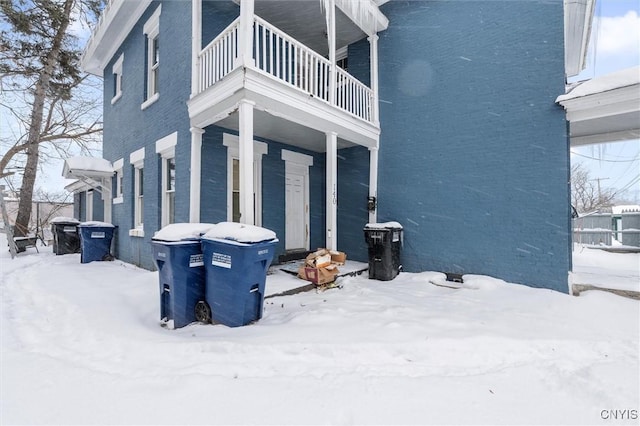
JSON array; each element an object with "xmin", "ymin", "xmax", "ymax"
[
  {"xmin": 151, "ymin": 223, "xmax": 216, "ymax": 329},
  {"xmin": 78, "ymin": 222, "xmax": 116, "ymax": 263},
  {"xmin": 201, "ymin": 223, "xmax": 278, "ymax": 327}
]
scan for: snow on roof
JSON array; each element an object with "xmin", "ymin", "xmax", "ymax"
[
  {"xmin": 50, "ymin": 217, "xmax": 80, "ymax": 224},
  {"xmin": 63, "ymin": 157, "xmax": 114, "ymax": 179},
  {"xmin": 152, "ymin": 223, "xmax": 218, "ymax": 242},
  {"xmin": 202, "ymin": 222, "xmax": 277, "ymax": 244},
  {"xmin": 79, "ymin": 221, "xmax": 115, "ymax": 227},
  {"xmin": 364, "ymin": 221, "xmax": 403, "ymax": 230},
  {"xmin": 612, "ymin": 205, "xmax": 640, "ymax": 215},
  {"xmin": 557, "ymin": 66, "xmax": 640, "ymax": 102}
]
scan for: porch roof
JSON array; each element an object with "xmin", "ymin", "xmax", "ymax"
[
  {"xmin": 62, "ymin": 157, "xmax": 114, "ymax": 180},
  {"xmin": 556, "ymin": 66, "xmax": 640, "ymax": 146}
]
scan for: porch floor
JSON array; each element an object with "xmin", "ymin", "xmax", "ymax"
[{"xmin": 265, "ymin": 260, "xmax": 368, "ymax": 298}]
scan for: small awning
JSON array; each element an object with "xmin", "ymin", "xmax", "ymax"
[{"xmin": 62, "ymin": 157, "xmax": 114, "ymax": 196}]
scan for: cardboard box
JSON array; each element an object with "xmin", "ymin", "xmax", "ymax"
[
  {"xmin": 298, "ymin": 266, "xmax": 339, "ymax": 285},
  {"xmin": 330, "ymin": 250, "xmax": 346, "ymax": 265}
]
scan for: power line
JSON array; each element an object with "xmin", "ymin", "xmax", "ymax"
[{"xmin": 572, "ymin": 151, "xmax": 640, "ymax": 163}]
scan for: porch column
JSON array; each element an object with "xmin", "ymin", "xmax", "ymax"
[
  {"xmin": 191, "ymin": 0, "xmax": 202, "ymax": 96},
  {"xmin": 189, "ymin": 127, "xmax": 204, "ymax": 222},
  {"xmin": 368, "ymin": 33, "xmax": 379, "ymax": 124},
  {"xmin": 237, "ymin": 0, "xmax": 255, "ymax": 68},
  {"xmin": 368, "ymin": 145, "xmax": 378, "ymax": 224},
  {"xmin": 328, "ymin": 0, "xmax": 337, "ymax": 104},
  {"xmin": 326, "ymin": 131, "xmax": 338, "ymax": 250},
  {"xmin": 103, "ymin": 179, "xmax": 112, "ymax": 223},
  {"xmin": 239, "ymin": 99, "xmax": 255, "ymax": 225}
]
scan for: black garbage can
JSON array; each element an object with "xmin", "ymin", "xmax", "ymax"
[
  {"xmin": 50, "ymin": 217, "xmax": 81, "ymax": 255},
  {"xmin": 78, "ymin": 222, "xmax": 116, "ymax": 263},
  {"xmin": 200, "ymin": 222, "xmax": 278, "ymax": 327},
  {"xmin": 151, "ymin": 223, "xmax": 216, "ymax": 329},
  {"xmin": 364, "ymin": 222, "xmax": 403, "ymax": 281}
]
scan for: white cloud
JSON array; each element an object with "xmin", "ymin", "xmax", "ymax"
[{"xmin": 594, "ymin": 11, "xmax": 640, "ymax": 57}]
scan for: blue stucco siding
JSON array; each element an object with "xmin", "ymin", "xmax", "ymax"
[
  {"xmin": 375, "ymin": 0, "xmax": 571, "ymax": 291},
  {"xmin": 101, "ymin": 0, "xmax": 193, "ymax": 269}
]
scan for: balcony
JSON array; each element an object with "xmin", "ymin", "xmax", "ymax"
[
  {"xmin": 188, "ymin": 4, "xmax": 384, "ymax": 150},
  {"xmin": 196, "ymin": 15, "xmax": 374, "ymax": 123}
]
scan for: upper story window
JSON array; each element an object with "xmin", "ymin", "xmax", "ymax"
[
  {"xmin": 156, "ymin": 132, "xmax": 177, "ymax": 227},
  {"xmin": 141, "ymin": 5, "xmax": 161, "ymax": 110},
  {"xmin": 111, "ymin": 53, "xmax": 124, "ymax": 104},
  {"xmin": 336, "ymin": 46, "xmax": 348, "ymax": 71}
]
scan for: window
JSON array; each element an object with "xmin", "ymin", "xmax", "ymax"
[
  {"xmin": 141, "ymin": 5, "xmax": 161, "ymax": 110},
  {"xmin": 336, "ymin": 46, "xmax": 348, "ymax": 71},
  {"xmin": 156, "ymin": 132, "xmax": 177, "ymax": 227},
  {"xmin": 223, "ymin": 133, "xmax": 267, "ymax": 226},
  {"xmin": 129, "ymin": 147, "xmax": 145, "ymax": 237},
  {"xmin": 113, "ymin": 158, "xmax": 124, "ymax": 204},
  {"xmin": 111, "ymin": 53, "xmax": 124, "ymax": 104}
]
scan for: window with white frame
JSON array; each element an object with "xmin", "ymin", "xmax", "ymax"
[
  {"xmin": 141, "ymin": 6, "xmax": 161, "ymax": 110},
  {"xmin": 223, "ymin": 133, "xmax": 267, "ymax": 226},
  {"xmin": 111, "ymin": 53, "xmax": 124, "ymax": 104},
  {"xmin": 113, "ymin": 158, "xmax": 124, "ymax": 204},
  {"xmin": 156, "ymin": 132, "xmax": 177, "ymax": 227},
  {"xmin": 336, "ymin": 46, "xmax": 348, "ymax": 71},
  {"xmin": 129, "ymin": 147, "xmax": 145, "ymax": 236}
]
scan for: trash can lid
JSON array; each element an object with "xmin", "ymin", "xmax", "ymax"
[
  {"xmin": 202, "ymin": 222, "xmax": 277, "ymax": 244},
  {"xmin": 79, "ymin": 221, "xmax": 115, "ymax": 227},
  {"xmin": 152, "ymin": 223, "xmax": 217, "ymax": 242},
  {"xmin": 364, "ymin": 221, "xmax": 403, "ymax": 230},
  {"xmin": 50, "ymin": 216, "xmax": 80, "ymax": 224}
]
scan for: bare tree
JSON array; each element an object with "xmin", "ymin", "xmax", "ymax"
[
  {"xmin": 0, "ymin": 0, "xmax": 103, "ymax": 237},
  {"xmin": 571, "ymin": 163, "xmax": 617, "ymax": 213}
]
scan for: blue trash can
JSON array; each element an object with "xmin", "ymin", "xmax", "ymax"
[
  {"xmin": 151, "ymin": 223, "xmax": 216, "ymax": 329},
  {"xmin": 201, "ymin": 222, "xmax": 278, "ymax": 327},
  {"xmin": 78, "ymin": 222, "xmax": 116, "ymax": 263}
]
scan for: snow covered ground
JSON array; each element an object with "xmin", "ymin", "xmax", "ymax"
[{"xmin": 1, "ymin": 233, "xmax": 638, "ymax": 425}]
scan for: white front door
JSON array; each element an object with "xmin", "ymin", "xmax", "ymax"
[{"xmin": 285, "ymin": 170, "xmax": 306, "ymax": 250}]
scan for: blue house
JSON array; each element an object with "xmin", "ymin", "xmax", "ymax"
[{"xmin": 71, "ymin": 0, "xmax": 594, "ymax": 293}]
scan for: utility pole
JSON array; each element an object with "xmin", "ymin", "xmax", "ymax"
[{"xmin": 591, "ymin": 177, "xmax": 609, "ymax": 203}]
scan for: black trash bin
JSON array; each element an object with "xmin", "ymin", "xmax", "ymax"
[
  {"xmin": 200, "ymin": 222, "xmax": 278, "ymax": 327},
  {"xmin": 151, "ymin": 223, "xmax": 216, "ymax": 329},
  {"xmin": 364, "ymin": 222, "xmax": 403, "ymax": 281},
  {"xmin": 50, "ymin": 217, "xmax": 81, "ymax": 255},
  {"xmin": 78, "ymin": 222, "xmax": 116, "ymax": 263}
]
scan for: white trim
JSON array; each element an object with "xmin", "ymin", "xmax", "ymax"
[
  {"xmin": 157, "ymin": 132, "xmax": 177, "ymax": 228},
  {"xmin": 141, "ymin": 92, "xmax": 159, "ymax": 110},
  {"xmin": 189, "ymin": 127, "xmax": 204, "ymax": 222},
  {"xmin": 326, "ymin": 132, "xmax": 338, "ymax": 250},
  {"xmin": 113, "ymin": 157, "xmax": 124, "ymax": 201},
  {"xmin": 283, "ymin": 151, "xmax": 313, "ymax": 251},
  {"xmin": 129, "ymin": 147, "xmax": 145, "ymax": 167},
  {"xmin": 129, "ymin": 228, "xmax": 145, "ymax": 238},
  {"xmin": 143, "ymin": 5, "xmax": 161, "ymax": 107},
  {"xmin": 143, "ymin": 5, "xmax": 161, "ymax": 37},
  {"xmin": 86, "ymin": 190, "xmax": 94, "ymax": 221},
  {"xmin": 281, "ymin": 149, "xmax": 313, "ymax": 167},
  {"xmin": 111, "ymin": 53, "xmax": 124, "ymax": 104},
  {"xmin": 155, "ymin": 131, "xmax": 177, "ymax": 157},
  {"xmin": 223, "ymin": 132, "xmax": 267, "ymax": 226}
]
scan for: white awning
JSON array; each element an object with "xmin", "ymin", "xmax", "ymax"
[{"xmin": 62, "ymin": 157, "xmax": 114, "ymax": 196}]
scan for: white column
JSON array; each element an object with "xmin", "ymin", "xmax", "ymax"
[
  {"xmin": 368, "ymin": 146, "xmax": 378, "ymax": 224},
  {"xmin": 328, "ymin": 0, "xmax": 336, "ymax": 105},
  {"xmin": 103, "ymin": 178, "xmax": 112, "ymax": 223},
  {"xmin": 236, "ymin": 0, "xmax": 255, "ymax": 68},
  {"xmin": 191, "ymin": 0, "xmax": 202, "ymax": 96},
  {"xmin": 368, "ymin": 33, "xmax": 379, "ymax": 124},
  {"xmin": 239, "ymin": 100, "xmax": 255, "ymax": 225},
  {"xmin": 189, "ymin": 127, "xmax": 204, "ymax": 222},
  {"xmin": 326, "ymin": 131, "xmax": 338, "ymax": 250}
]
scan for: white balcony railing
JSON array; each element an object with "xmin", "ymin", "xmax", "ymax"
[{"xmin": 197, "ymin": 16, "xmax": 373, "ymax": 123}]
